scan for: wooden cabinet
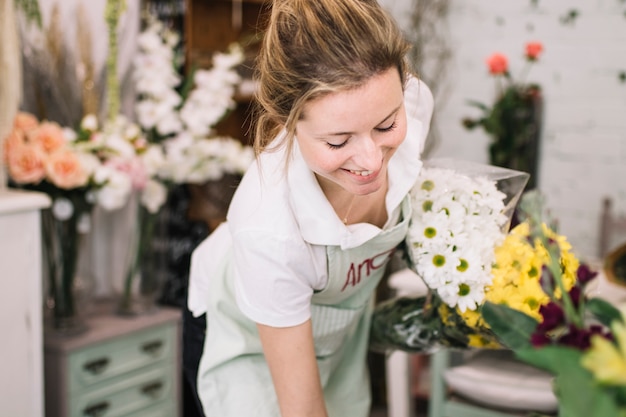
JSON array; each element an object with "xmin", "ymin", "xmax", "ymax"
[
  {"xmin": 44, "ymin": 307, "xmax": 182, "ymax": 417},
  {"xmin": 184, "ymin": 0, "xmax": 271, "ymax": 145}
]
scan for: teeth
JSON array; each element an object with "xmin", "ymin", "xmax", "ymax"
[{"xmin": 349, "ymin": 169, "xmax": 373, "ymax": 176}]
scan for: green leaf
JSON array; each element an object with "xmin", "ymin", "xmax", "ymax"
[
  {"xmin": 515, "ymin": 346, "xmax": 622, "ymax": 417},
  {"xmin": 587, "ymin": 297, "xmax": 624, "ymax": 328},
  {"xmin": 465, "ymin": 99, "xmax": 490, "ymax": 112},
  {"xmin": 481, "ymin": 302, "xmax": 538, "ymax": 349}
]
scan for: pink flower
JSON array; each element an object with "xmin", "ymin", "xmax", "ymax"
[
  {"xmin": 29, "ymin": 121, "xmax": 67, "ymax": 154},
  {"xmin": 3, "ymin": 129, "xmax": 25, "ymax": 163},
  {"xmin": 13, "ymin": 112, "xmax": 39, "ymax": 133},
  {"xmin": 107, "ymin": 157, "xmax": 149, "ymax": 190},
  {"xmin": 7, "ymin": 142, "xmax": 46, "ymax": 184},
  {"xmin": 45, "ymin": 149, "xmax": 89, "ymax": 189},
  {"xmin": 525, "ymin": 42, "xmax": 544, "ymax": 61},
  {"xmin": 486, "ymin": 53, "xmax": 508, "ymax": 75}
]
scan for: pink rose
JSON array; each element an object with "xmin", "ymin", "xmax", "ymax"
[
  {"xmin": 45, "ymin": 149, "xmax": 89, "ymax": 189},
  {"xmin": 13, "ymin": 112, "xmax": 39, "ymax": 133},
  {"xmin": 525, "ymin": 42, "xmax": 544, "ymax": 61},
  {"xmin": 486, "ymin": 53, "xmax": 508, "ymax": 75},
  {"xmin": 30, "ymin": 122, "xmax": 67, "ymax": 154},
  {"xmin": 3, "ymin": 129, "xmax": 26, "ymax": 163},
  {"xmin": 7, "ymin": 143, "xmax": 46, "ymax": 184}
]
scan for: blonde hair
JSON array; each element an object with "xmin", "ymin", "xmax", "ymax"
[{"xmin": 253, "ymin": 0, "xmax": 411, "ymax": 158}]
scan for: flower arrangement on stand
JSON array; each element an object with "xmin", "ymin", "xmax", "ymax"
[
  {"xmin": 370, "ymin": 159, "xmax": 626, "ymax": 415},
  {"xmin": 462, "ymin": 42, "xmax": 544, "ymax": 190},
  {"xmin": 114, "ymin": 13, "xmax": 252, "ymax": 316},
  {"xmin": 89, "ymin": 113, "xmax": 169, "ymax": 316},
  {"xmin": 2, "ymin": 111, "xmax": 142, "ymax": 332}
]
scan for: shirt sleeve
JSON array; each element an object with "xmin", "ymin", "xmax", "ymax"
[{"xmin": 231, "ymin": 228, "xmax": 326, "ymax": 328}]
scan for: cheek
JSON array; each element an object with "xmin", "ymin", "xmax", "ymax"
[
  {"xmin": 299, "ymin": 140, "xmax": 347, "ymax": 174},
  {"xmin": 387, "ymin": 122, "xmax": 408, "ymax": 150},
  {"xmin": 311, "ymin": 151, "xmax": 347, "ymax": 174}
]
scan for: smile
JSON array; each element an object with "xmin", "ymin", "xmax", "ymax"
[{"xmin": 348, "ymin": 169, "xmax": 374, "ymax": 176}]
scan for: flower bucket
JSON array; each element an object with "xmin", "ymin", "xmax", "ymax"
[{"xmin": 42, "ymin": 196, "xmax": 93, "ymax": 335}]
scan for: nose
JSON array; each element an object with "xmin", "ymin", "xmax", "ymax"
[{"xmin": 352, "ymin": 135, "xmax": 383, "ymax": 170}]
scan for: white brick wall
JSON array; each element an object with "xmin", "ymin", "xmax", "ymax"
[{"xmin": 383, "ymin": 0, "xmax": 626, "ymax": 259}]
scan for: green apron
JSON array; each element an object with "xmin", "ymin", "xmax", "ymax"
[{"xmin": 197, "ymin": 197, "xmax": 411, "ymax": 416}]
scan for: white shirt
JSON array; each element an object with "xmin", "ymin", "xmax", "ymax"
[{"xmin": 188, "ymin": 77, "xmax": 434, "ymax": 326}]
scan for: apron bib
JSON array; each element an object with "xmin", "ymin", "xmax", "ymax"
[{"xmin": 198, "ymin": 197, "xmax": 411, "ymax": 417}]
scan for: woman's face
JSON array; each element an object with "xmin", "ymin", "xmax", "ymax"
[{"xmin": 295, "ymin": 67, "xmax": 407, "ymax": 198}]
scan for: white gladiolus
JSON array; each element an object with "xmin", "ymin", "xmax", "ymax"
[
  {"xmin": 141, "ymin": 179, "xmax": 168, "ymax": 213},
  {"xmin": 141, "ymin": 145, "xmax": 166, "ymax": 177},
  {"xmin": 102, "ymin": 133, "xmax": 137, "ymax": 159},
  {"xmin": 133, "ymin": 17, "xmax": 253, "ymax": 190}
]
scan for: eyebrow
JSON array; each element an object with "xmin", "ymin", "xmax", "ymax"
[{"xmin": 317, "ymin": 104, "xmax": 402, "ymax": 137}]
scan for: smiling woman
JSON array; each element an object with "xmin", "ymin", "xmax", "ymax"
[
  {"xmin": 185, "ymin": 1, "xmax": 434, "ymax": 416},
  {"xmin": 296, "ymin": 68, "xmax": 408, "ymax": 227}
]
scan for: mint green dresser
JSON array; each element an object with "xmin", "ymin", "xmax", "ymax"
[{"xmin": 44, "ymin": 306, "xmax": 182, "ymax": 417}]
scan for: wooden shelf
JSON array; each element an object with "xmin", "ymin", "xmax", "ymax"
[{"xmin": 185, "ymin": 0, "xmax": 271, "ymax": 144}]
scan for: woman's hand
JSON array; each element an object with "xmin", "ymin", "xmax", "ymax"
[{"xmin": 257, "ymin": 320, "xmax": 329, "ymax": 417}]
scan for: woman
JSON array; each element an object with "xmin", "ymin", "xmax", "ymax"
[{"xmin": 187, "ymin": 0, "xmax": 434, "ymax": 415}]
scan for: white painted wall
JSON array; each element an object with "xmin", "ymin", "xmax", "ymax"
[{"xmin": 383, "ymin": 0, "xmax": 626, "ymax": 259}]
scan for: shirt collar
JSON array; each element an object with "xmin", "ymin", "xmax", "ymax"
[{"xmin": 287, "ymin": 112, "xmax": 425, "ymax": 250}]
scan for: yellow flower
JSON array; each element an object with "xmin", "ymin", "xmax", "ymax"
[
  {"xmin": 459, "ymin": 220, "xmax": 579, "ymax": 329},
  {"xmin": 467, "ymin": 334, "xmax": 501, "ymax": 349},
  {"xmin": 581, "ymin": 319, "xmax": 626, "ymax": 386}
]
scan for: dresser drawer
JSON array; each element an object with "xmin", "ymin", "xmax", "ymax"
[
  {"xmin": 68, "ymin": 323, "xmax": 176, "ymax": 393},
  {"xmin": 70, "ymin": 363, "xmax": 175, "ymax": 417},
  {"xmin": 122, "ymin": 399, "xmax": 178, "ymax": 417}
]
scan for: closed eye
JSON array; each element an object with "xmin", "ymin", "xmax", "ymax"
[
  {"xmin": 375, "ymin": 121, "xmax": 397, "ymax": 133},
  {"xmin": 326, "ymin": 140, "xmax": 348, "ymax": 150}
]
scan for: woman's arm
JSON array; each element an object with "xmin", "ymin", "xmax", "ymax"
[{"xmin": 257, "ymin": 320, "xmax": 329, "ymax": 417}]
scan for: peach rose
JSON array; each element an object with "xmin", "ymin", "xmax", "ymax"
[
  {"xmin": 486, "ymin": 53, "xmax": 508, "ymax": 75},
  {"xmin": 13, "ymin": 112, "xmax": 39, "ymax": 133},
  {"xmin": 525, "ymin": 42, "xmax": 544, "ymax": 61},
  {"xmin": 30, "ymin": 122, "xmax": 67, "ymax": 154},
  {"xmin": 3, "ymin": 129, "xmax": 26, "ymax": 163},
  {"xmin": 7, "ymin": 143, "xmax": 46, "ymax": 184},
  {"xmin": 45, "ymin": 149, "xmax": 89, "ymax": 189}
]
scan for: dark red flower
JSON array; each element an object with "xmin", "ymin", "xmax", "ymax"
[
  {"xmin": 576, "ymin": 263, "xmax": 598, "ymax": 286},
  {"xmin": 557, "ymin": 324, "xmax": 611, "ymax": 350},
  {"xmin": 530, "ymin": 332, "xmax": 551, "ymax": 347},
  {"xmin": 568, "ymin": 286, "xmax": 582, "ymax": 308},
  {"xmin": 537, "ymin": 302, "xmax": 565, "ymax": 332}
]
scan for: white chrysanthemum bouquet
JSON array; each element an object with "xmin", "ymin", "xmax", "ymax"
[
  {"xmin": 370, "ymin": 158, "xmax": 529, "ymax": 352},
  {"xmin": 407, "ymin": 164, "xmax": 508, "ymax": 312}
]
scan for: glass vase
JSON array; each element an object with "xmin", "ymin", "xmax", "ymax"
[
  {"xmin": 42, "ymin": 195, "xmax": 93, "ymax": 335},
  {"xmin": 117, "ymin": 200, "xmax": 163, "ymax": 316}
]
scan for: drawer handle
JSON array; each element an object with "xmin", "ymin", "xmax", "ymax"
[
  {"xmin": 83, "ymin": 401, "xmax": 110, "ymax": 417},
  {"xmin": 141, "ymin": 340, "xmax": 163, "ymax": 356},
  {"xmin": 83, "ymin": 358, "xmax": 110, "ymax": 375},
  {"xmin": 141, "ymin": 381, "xmax": 164, "ymax": 399}
]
